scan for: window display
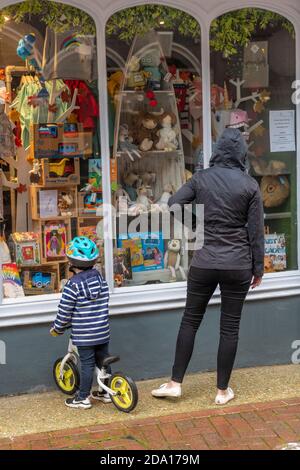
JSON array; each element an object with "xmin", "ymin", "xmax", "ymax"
[
  {"xmin": 0, "ymin": 4, "xmax": 103, "ymax": 299},
  {"xmin": 210, "ymin": 10, "xmax": 297, "ymax": 272},
  {"xmin": 106, "ymin": 12, "xmax": 202, "ymax": 287}
]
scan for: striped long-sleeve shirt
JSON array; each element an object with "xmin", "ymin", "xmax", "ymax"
[{"xmin": 53, "ymin": 269, "xmax": 109, "ymax": 346}]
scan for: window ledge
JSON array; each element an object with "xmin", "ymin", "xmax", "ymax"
[{"xmin": 0, "ymin": 272, "xmax": 299, "ymax": 328}]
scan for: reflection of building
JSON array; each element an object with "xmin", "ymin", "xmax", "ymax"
[{"xmin": 0, "ymin": 0, "xmax": 300, "ymax": 396}]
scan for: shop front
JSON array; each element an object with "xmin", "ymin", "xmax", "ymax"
[{"xmin": 0, "ymin": 0, "xmax": 300, "ymax": 395}]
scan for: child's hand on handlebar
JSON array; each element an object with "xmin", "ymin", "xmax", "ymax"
[{"xmin": 50, "ymin": 327, "xmax": 63, "ymax": 337}]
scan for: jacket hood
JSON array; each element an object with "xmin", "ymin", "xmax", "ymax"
[
  {"xmin": 73, "ymin": 269, "xmax": 103, "ymax": 300},
  {"xmin": 209, "ymin": 128, "xmax": 247, "ymax": 171}
]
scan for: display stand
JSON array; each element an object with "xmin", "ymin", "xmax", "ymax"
[{"xmin": 112, "ymin": 33, "xmax": 188, "ymax": 286}]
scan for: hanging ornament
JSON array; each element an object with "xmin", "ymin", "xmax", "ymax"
[{"xmin": 17, "ymin": 183, "xmax": 27, "ymax": 194}]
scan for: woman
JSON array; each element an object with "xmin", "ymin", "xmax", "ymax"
[{"xmin": 152, "ymin": 128, "xmax": 264, "ymax": 405}]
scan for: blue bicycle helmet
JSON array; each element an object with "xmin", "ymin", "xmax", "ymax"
[{"xmin": 66, "ymin": 236, "xmax": 99, "ymax": 268}]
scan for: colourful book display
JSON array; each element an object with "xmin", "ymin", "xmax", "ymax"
[
  {"xmin": 264, "ymin": 233, "xmax": 286, "ymax": 272},
  {"xmin": 2, "ymin": 263, "xmax": 25, "ymax": 298},
  {"xmin": 117, "ymin": 232, "xmax": 164, "ymax": 272}
]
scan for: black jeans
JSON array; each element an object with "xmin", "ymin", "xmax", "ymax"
[
  {"xmin": 172, "ymin": 267, "xmax": 252, "ymax": 390},
  {"xmin": 77, "ymin": 343, "xmax": 110, "ymax": 400}
]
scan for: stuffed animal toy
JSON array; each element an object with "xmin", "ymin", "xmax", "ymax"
[
  {"xmin": 250, "ymin": 157, "xmax": 287, "ymax": 176},
  {"xmin": 156, "ymin": 112, "xmax": 178, "ymax": 151},
  {"xmin": 134, "ymin": 112, "xmax": 159, "ymax": 151},
  {"xmin": 29, "ymin": 160, "xmax": 41, "ymax": 184},
  {"xmin": 164, "ymin": 239, "xmax": 186, "ymax": 282},
  {"xmin": 126, "ymin": 55, "xmax": 149, "ymax": 90},
  {"xmin": 123, "ymin": 172, "xmax": 139, "ymax": 201},
  {"xmin": 264, "ymin": 255, "xmax": 274, "ymax": 273},
  {"xmin": 260, "ymin": 175, "xmax": 290, "ymax": 208},
  {"xmin": 140, "ymin": 50, "xmax": 164, "ymax": 90},
  {"xmin": 157, "ymin": 183, "xmax": 175, "ymax": 211},
  {"xmin": 113, "ymin": 185, "xmax": 132, "ymax": 213},
  {"xmin": 118, "ymin": 124, "xmax": 141, "ymax": 161},
  {"xmin": 58, "ymin": 192, "xmax": 73, "ymax": 216},
  {"xmin": 107, "ymin": 71, "xmax": 124, "ymax": 101}
]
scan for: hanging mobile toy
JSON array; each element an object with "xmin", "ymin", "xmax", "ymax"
[{"xmin": 17, "ymin": 33, "xmax": 49, "ymax": 100}]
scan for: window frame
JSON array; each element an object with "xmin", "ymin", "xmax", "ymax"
[{"xmin": 0, "ymin": 0, "xmax": 299, "ymax": 322}]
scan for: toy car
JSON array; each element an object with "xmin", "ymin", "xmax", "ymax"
[{"xmin": 31, "ymin": 272, "xmax": 51, "ymax": 288}]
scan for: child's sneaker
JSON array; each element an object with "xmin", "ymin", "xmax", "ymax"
[
  {"xmin": 91, "ymin": 390, "xmax": 112, "ymax": 403},
  {"xmin": 65, "ymin": 395, "xmax": 92, "ymax": 409}
]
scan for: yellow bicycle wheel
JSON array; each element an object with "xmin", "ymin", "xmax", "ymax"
[
  {"xmin": 109, "ymin": 373, "xmax": 138, "ymax": 413},
  {"xmin": 53, "ymin": 358, "xmax": 80, "ymax": 395}
]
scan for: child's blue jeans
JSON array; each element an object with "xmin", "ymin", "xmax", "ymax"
[{"xmin": 77, "ymin": 343, "xmax": 110, "ymax": 400}]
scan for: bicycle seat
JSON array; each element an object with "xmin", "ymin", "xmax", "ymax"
[{"xmin": 102, "ymin": 355, "xmax": 120, "ymax": 367}]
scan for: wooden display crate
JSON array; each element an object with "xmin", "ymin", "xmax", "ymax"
[
  {"xmin": 31, "ymin": 158, "xmax": 80, "ymax": 187},
  {"xmin": 30, "ymin": 123, "xmax": 93, "ymax": 160},
  {"xmin": 77, "ymin": 216, "xmax": 103, "ymax": 242},
  {"xmin": 33, "ymin": 219, "xmax": 72, "ymax": 263},
  {"xmin": 21, "ymin": 261, "xmax": 69, "ymax": 294},
  {"xmin": 30, "ymin": 186, "xmax": 78, "ymax": 220},
  {"xmin": 78, "ymin": 191, "xmax": 103, "ymax": 217},
  {"xmin": 22, "ymin": 269, "xmax": 56, "ymax": 295}
]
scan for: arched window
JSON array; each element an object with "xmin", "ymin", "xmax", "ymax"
[
  {"xmin": 0, "ymin": 2, "xmax": 103, "ymax": 299},
  {"xmin": 105, "ymin": 5, "xmax": 202, "ymax": 288},
  {"xmin": 210, "ymin": 8, "xmax": 297, "ymax": 273}
]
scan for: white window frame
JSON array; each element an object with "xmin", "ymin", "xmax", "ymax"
[{"xmin": 0, "ymin": 0, "xmax": 300, "ymax": 327}]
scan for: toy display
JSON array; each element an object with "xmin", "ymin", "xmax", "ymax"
[
  {"xmin": 29, "ymin": 160, "xmax": 42, "ymax": 184},
  {"xmin": 157, "ymin": 183, "xmax": 175, "ymax": 211},
  {"xmin": 58, "ymin": 191, "xmax": 74, "ymax": 217},
  {"xmin": 30, "ymin": 122, "xmax": 93, "ymax": 160},
  {"xmin": 260, "ymin": 175, "xmax": 290, "ymax": 208},
  {"xmin": 78, "ymin": 191, "xmax": 103, "ymax": 215},
  {"xmin": 42, "ymin": 158, "xmax": 80, "ymax": 186},
  {"xmin": 44, "ymin": 222, "xmax": 67, "ymax": 259},
  {"xmin": 11, "ymin": 232, "xmax": 41, "ymax": 266},
  {"xmin": 164, "ymin": 239, "xmax": 186, "ymax": 282}
]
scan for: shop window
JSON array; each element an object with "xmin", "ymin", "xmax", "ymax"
[
  {"xmin": 106, "ymin": 5, "xmax": 202, "ymax": 288},
  {"xmin": 0, "ymin": 2, "xmax": 103, "ymax": 299},
  {"xmin": 210, "ymin": 9, "xmax": 297, "ymax": 273}
]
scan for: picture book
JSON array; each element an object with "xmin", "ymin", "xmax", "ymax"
[
  {"xmin": 44, "ymin": 223, "xmax": 67, "ymax": 259},
  {"xmin": 78, "ymin": 225, "xmax": 97, "ymax": 243},
  {"xmin": 113, "ymin": 247, "xmax": 132, "ymax": 287},
  {"xmin": 2, "ymin": 263, "xmax": 25, "ymax": 298},
  {"xmin": 117, "ymin": 232, "xmax": 164, "ymax": 272},
  {"xmin": 264, "ymin": 233, "xmax": 286, "ymax": 272}
]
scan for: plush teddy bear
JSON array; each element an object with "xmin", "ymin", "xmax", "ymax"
[
  {"xmin": 164, "ymin": 239, "xmax": 186, "ymax": 282},
  {"xmin": 118, "ymin": 124, "xmax": 141, "ymax": 161},
  {"xmin": 260, "ymin": 175, "xmax": 290, "ymax": 208},
  {"xmin": 133, "ymin": 112, "xmax": 159, "ymax": 151},
  {"xmin": 156, "ymin": 112, "xmax": 179, "ymax": 151},
  {"xmin": 126, "ymin": 55, "xmax": 149, "ymax": 90},
  {"xmin": 58, "ymin": 192, "xmax": 73, "ymax": 216}
]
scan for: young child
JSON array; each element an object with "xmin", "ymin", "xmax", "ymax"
[{"xmin": 50, "ymin": 236, "xmax": 110, "ymax": 409}]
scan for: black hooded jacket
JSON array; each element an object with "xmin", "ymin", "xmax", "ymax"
[{"xmin": 168, "ymin": 128, "xmax": 265, "ymax": 277}]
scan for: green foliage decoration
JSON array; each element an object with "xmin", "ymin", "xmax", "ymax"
[{"xmin": 0, "ymin": 1, "xmax": 294, "ymax": 57}]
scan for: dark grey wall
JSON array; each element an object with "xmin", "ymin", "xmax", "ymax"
[{"xmin": 0, "ymin": 296, "xmax": 300, "ymax": 396}]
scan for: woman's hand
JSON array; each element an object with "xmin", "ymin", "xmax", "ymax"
[{"xmin": 251, "ymin": 276, "xmax": 262, "ymax": 289}]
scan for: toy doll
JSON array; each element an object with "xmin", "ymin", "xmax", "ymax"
[
  {"xmin": 156, "ymin": 112, "xmax": 178, "ymax": 151},
  {"xmin": 126, "ymin": 55, "xmax": 149, "ymax": 90},
  {"xmin": 140, "ymin": 50, "xmax": 164, "ymax": 90},
  {"xmin": 133, "ymin": 112, "xmax": 159, "ymax": 152}
]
